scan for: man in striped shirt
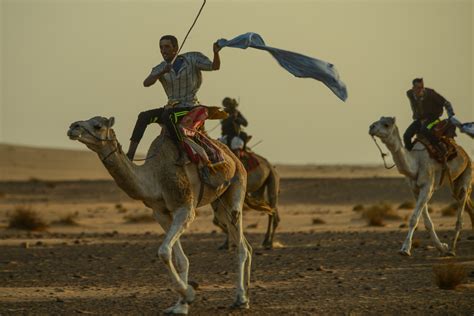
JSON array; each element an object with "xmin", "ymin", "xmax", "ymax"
[{"xmin": 127, "ymin": 35, "xmax": 221, "ymax": 163}]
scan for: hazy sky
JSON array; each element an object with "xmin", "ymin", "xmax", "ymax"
[{"xmin": 1, "ymin": 0, "xmax": 473, "ymax": 164}]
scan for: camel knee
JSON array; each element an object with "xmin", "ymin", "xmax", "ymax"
[{"xmin": 158, "ymin": 245, "xmax": 172, "ymax": 263}]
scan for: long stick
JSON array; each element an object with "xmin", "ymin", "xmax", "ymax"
[{"xmin": 172, "ymin": 0, "xmax": 207, "ymax": 64}]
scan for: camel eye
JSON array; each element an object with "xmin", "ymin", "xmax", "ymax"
[
  {"xmin": 383, "ymin": 123, "xmax": 389, "ymax": 128},
  {"xmin": 93, "ymin": 124, "xmax": 102, "ymax": 130}
]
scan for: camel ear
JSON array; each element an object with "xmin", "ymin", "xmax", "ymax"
[
  {"xmin": 391, "ymin": 117, "xmax": 396, "ymax": 123},
  {"xmin": 107, "ymin": 117, "xmax": 115, "ymax": 128}
]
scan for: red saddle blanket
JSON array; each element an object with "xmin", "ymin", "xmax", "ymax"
[
  {"xmin": 179, "ymin": 107, "xmax": 225, "ymax": 166},
  {"xmin": 238, "ymin": 150, "xmax": 260, "ymax": 172}
]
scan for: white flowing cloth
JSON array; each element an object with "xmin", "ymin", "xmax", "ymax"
[{"xmin": 217, "ymin": 32, "xmax": 348, "ymax": 102}]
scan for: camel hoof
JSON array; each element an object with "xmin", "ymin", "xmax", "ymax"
[
  {"xmin": 398, "ymin": 249, "xmax": 411, "ymax": 257},
  {"xmin": 231, "ymin": 300, "xmax": 250, "ymax": 310},
  {"xmin": 262, "ymin": 242, "xmax": 273, "ymax": 250},
  {"xmin": 164, "ymin": 302, "xmax": 189, "ymax": 315},
  {"xmin": 445, "ymin": 251, "xmax": 456, "ymax": 257},
  {"xmin": 217, "ymin": 242, "xmax": 229, "ymax": 251}
]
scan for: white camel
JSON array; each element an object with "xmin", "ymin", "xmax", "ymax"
[
  {"xmin": 68, "ymin": 116, "xmax": 252, "ymax": 314},
  {"xmin": 369, "ymin": 116, "xmax": 473, "ymax": 256}
]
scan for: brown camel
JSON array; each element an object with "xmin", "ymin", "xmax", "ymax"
[
  {"xmin": 213, "ymin": 152, "xmax": 280, "ymax": 249},
  {"xmin": 67, "ymin": 116, "xmax": 252, "ymax": 314}
]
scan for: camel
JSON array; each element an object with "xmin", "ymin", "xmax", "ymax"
[
  {"xmin": 369, "ymin": 117, "xmax": 474, "ymax": 256},
  {"xmin": 213, "ymin": 152, "xmax": 280, "ymax": 249},
  {"xmin": 67, "ymin": 116, "xmax": 252, "ymax": 314}
]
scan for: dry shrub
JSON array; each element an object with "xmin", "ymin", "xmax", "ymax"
[
  {"xmin": 124, "ymin": 213, "xmax": 155, "ymax": 223},
  {"xmin": 51, "ymin": 213, "xmax": 79, "ymax": 226},
  {"xmin": 8, "ymin": 207, "xmax": 48, "ymax": 231},
  {"xmin": 398, "ymin": 201, "xmax": 415, "ymax": 209},
  {"xmin": 433, "ymin": 263, "xmax": 467, "ymax": 290},
  {"xmin": 362, "ymin": 203, "xmax": 401, "ymax": 226},
  {"xmin": 441, "ymin": 203, "xmax": 458, "ymax": 217},
  {"xmin": 115, "ymin": 203, "xmax": 128, "ymax": 213},
  {"xmin": 312, "ymin": 218, "xmax": 326, "ymax": 225},
  {"xmin": 352, "ymin": 204, "xmax": 364, "ymax": 212}
]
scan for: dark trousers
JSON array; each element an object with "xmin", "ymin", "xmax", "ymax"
[
  {"xmin": 403, "ymin": 119, "xmax": 440, "ymax": 150},
  {"xmin": 130, "ymin": 106, "xmax": 194, "ymax": 144}
]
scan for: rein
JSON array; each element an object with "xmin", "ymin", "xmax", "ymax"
[{"xmin": 371, "ymin": 136, "xmax": 395, "ymax": 169}]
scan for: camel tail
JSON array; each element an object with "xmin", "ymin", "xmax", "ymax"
[{"xmin": 244, "ymin": 195, "xmax": 273, "ymax": 214}]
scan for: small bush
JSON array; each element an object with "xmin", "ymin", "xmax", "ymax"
[
  {"xmin": 115, "ymin": 203, "xmax": 128, "ymax": 213},
  {"xmin": 124, "ymin": 213, "xmax": 155, "ymax": 223},
  {"xmin": 51, "ymin": 213, "xmax": 79, "ymax": 226},
  {"xmin": 441, "ymin": 203, "xmax": 458, "ymax": 217},
  {"xmin": 352, "ymin": 204, "xmax": 364, "ymax": 212},
  {"xmin": 8, "ymin": 207, "xmax": 48, "ymax": 231},
  {"xmin": 312, "ymin": 218, "xmax": 326, "ymax": 225},
  {"xmin": 398, "ymin": 201, "xmax": 415, "ymax": 209},
  {"xmin": 362, "ymin": 203, "xmax": 401, "ymax": 226},
  {"xmin": 433, "ymin": 263, "xmax": 467, "ymax": 290}
]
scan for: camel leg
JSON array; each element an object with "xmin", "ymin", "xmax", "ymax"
[
  {"xmin": 156, "ymin": 206, "xmax": 196, "ymax": 314},
  {"xmin": 153, "ymin": 209, "xmax": 194, "ymax": 315},
  {"xmin": 449, "ymin": 168, "xmax": 472, "ymax": 256},
  {"xmin": 262, "ymin": 171, "xmax": 280, "ymax": 249},
  {"xmin": 215, "ymin": 183, "xmax": 252, "ymax": 309},
  {"xmin": 422, "ymin": 205, "xmax": 449, "ymax": 255},
  {"xmin": 400, "ymin": 183, "xmax": 434, "ymax": 256},
  {"xmin": 212, "ymin": 202, "xmax": 230, "ymax": 250},
  {"xmin": 263, "ymin": 214, "xmax": 274, "ymax": 249}
]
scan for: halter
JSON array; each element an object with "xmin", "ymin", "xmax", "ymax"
[
  {"xmin": 81, "ymin": 125, "xmax": 120, "ymax": 163},
  {"xmin": 371, "ymin": 135, "xmax": 395, "ymax": 169}
]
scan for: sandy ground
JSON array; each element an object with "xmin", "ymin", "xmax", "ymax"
[{"xmin": 1, "ymin": 144, "xmax": 474, "ymax": 314}]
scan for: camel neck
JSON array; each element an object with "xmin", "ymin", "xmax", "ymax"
[
  {"xmin": 382, "ymin": 126, "xmax": 417, "ymax": 179},
  {"xmin": 98, "ymin": 142, "xmax": 150, "ymax": 200}
]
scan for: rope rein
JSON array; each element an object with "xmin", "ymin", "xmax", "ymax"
[{"xmin": 371, "ymin": 136, "xmax": 396, "ymax": 169}]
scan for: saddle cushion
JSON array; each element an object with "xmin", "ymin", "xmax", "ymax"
[{"xmin": 414, "ymin": 136, "xmax": 458, "ymax": 164}]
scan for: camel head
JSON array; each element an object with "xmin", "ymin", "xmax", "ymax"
[
  {"xmin": 67, "ymin": 116, "xmax": 116, "ymax": 152},
  {"xmin": 369, "ymin": 116, "xmax": 397, "ymax": 140}
]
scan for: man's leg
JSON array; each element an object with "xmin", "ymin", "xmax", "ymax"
[
  {"xmin": 127, "ymin": 108, "xmax": 164, "ymax": 160},
  {"xmin": 403, "ymin": 120, "xmax": 421, "ymax": 150},
  {"xmin": 161, "ymin": 107, "xmax": 194, "ymax": 166},
  {"xmin": 420, "ymin": 120, "xmax": 446, "ymax": 158}
]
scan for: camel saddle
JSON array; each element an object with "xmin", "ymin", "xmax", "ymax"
[
  {"xmin": 178, "ymin": 106, "xmax": 226, "ymax": 167},
  {"xmin": 414, "ymin": 119, "xmax": 458, "ymax": 164},
  {"xmin": 238, "ymin": 150, "xmax": 260, "ymax": 172}
]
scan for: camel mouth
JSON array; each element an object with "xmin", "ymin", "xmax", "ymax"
[{"xmin": 67, "ymin": 126, "xmax": 84, "ymax": 141}]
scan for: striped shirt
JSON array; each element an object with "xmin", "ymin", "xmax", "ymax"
[{"xmin": 150, "ymin": 52, "xmax": 214, "ymax": 108}]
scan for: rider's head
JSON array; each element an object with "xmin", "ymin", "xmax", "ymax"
[
  {"xmin": 222, "ymin": 97, "xmax": 238, "ymax": 111},
  {"xmin": 412, "ymin": 78, "xmax": 424, "ymax": 98},
  {"xmin": 160, "ymin": 35, "xmax": 179, "ymax": 63}
]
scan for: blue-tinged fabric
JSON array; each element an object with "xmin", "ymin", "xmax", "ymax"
[{"xmin": 217, "ymin": 32, "xmax": 348, "ymax": 102}]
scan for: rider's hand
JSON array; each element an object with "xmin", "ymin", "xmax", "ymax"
[
  {"xmin": 163, "ymin": 63, "xmax": 172, "ymax": 74},
  {"xmin": 213, "ymin": 42, "xmax": 221, "ymax": 54}
]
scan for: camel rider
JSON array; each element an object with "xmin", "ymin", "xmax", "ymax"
[
  {"xmin": 220, "ymin": 97, "xmax": 250, "ymax": 151},
  {"xmin": 403, "ymin": 78, "xmax": 455, "ymax": 155},
  {"xmin": 126, "ymin": 35, "xmax": 222, "ymax": 164}
]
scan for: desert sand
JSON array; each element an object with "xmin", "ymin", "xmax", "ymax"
[{"xmin": 0, "ymin": 144, "xmax": 473, "ymax": 315}]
